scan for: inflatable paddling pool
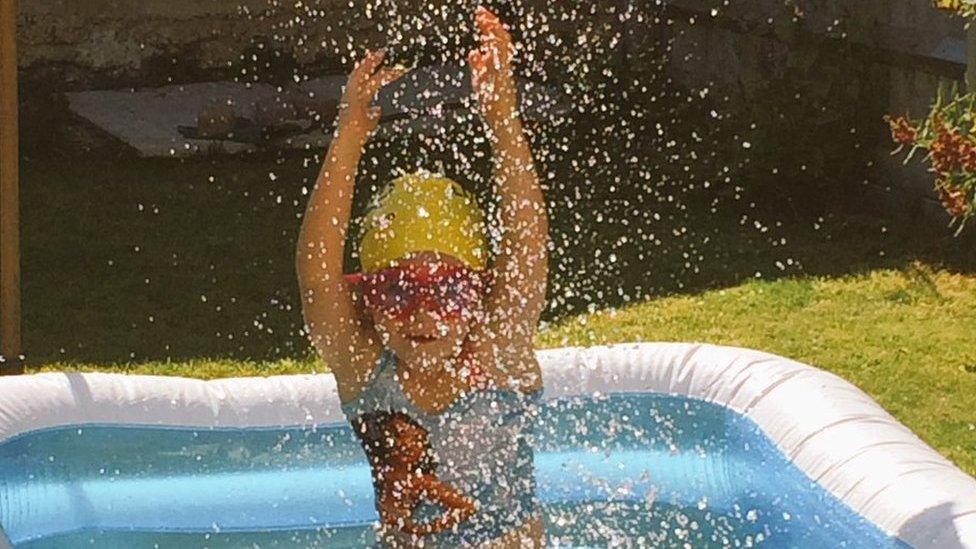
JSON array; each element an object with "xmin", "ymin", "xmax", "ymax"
[{"xmin": 1, "ymin": 342, "xmax": 974, "ymax": 547}]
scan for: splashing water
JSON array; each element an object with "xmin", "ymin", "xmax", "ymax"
[{"xmin": 22, "ymin": 2, "xmax": 952, "ymax": 546}]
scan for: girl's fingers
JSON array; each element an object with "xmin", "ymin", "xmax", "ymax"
[
  {"xmin": 475, "ymin": 19, "xmax": 501, "ymax": 50},
  {"xmin": 378, "ymin": 65, "xmax": 409, "ymax": 86},
  {"xmin": 468, "ymin": 49, "xmax": 486, "ymax": 89},
  {"xmin": 487, "ymin": 42, "xmax": 502, "ymax": 71},
  {"xmin": 364, "ymin": 66, "xmax": 408, "ymax": 98},
  {"xmin": 476, "ymin": 39, "xmax": 502, "ymax": 74},
  {"xmin": 475, "ymin": 6, "xmax": 510, "ymax": 44},
  {"xmin": 469, "ymin": 48, "xmax": 498, "ymax": 106},
  {"xmin": 353, "ymin": 49, "xmax": 386, "ymax": 80},
  {"xmin": 474, "ymin": 8, "xmax": 512, "ymax": 68},
  {"xmin": 468, "ymin": 48, "xmax": 485, "ymax": 69},
  {"xmin": 475, "ymin": 6, "xmax": 501, "ymax": 30}
]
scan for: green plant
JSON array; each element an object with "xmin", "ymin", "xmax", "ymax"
[
  {"xmin": 886, "ymin": 84, "xmax": 976, "ymax": 232},
  {"xmin": 884, "ymin": 1, "xmax": 976, "ymax": 230}
]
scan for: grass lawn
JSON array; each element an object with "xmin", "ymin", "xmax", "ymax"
[
  {"xmin": 29, "ymin": 262, "xmax": 976, "ymax": 476},
  {"xmin": 539, "ymin": 263, "xmax": 976, "ymax": 477}
]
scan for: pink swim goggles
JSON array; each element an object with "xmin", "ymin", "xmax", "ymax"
[{"xmin": 344, "ymin": 264, "xmax": 487, "ymax": 320}]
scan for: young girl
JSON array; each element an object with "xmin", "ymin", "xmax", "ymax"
[{"xmin": 296, "ymin": 6, "xmax": 548, "ymax": 547}]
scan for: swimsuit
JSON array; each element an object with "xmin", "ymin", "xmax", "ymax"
[{"xmin": 341, "ymin": 349, "xmax": 540, "ymax": 547}]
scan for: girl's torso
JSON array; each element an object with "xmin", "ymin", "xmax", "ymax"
[{"xmin": 341, "ymin": 349, "xmax": 540, "ymax": 547}]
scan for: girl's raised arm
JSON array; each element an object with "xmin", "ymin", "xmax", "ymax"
[
  {"xmin": 296, "ymin": 50, "xmax": 406, "ymax": 402},
  {"xmin": 468, "ymin": 7, "xmax": 549, "ymax": 391}
]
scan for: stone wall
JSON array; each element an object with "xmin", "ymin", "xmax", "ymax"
[
  {"xmin": 660, "ymin": 1, "xmax": 963, "ymax": 98},
  {"xmin": 18, "ymin": 0, "xmax": 382, "ymax": 90},
  {"xmin": 19, "ymin": 0, "xmax": 596, "ymax": 91},
  {"xmin": 15, "ymin": 0, "xmax": 968, "ymax": 218},
  {"xmin": 18, "ymin": 0, "xmax": 965, "ymax": 95},
  {"xmin": 651, "ymin": 0, "xmax": 967, "ymax": 219}
]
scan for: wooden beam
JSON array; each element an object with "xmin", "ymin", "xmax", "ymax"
[
  {"xmin": 968, "ymin": 24, "xmax": 976, "ymax": 92},
  {"xmin": 0, "ymin": 0, "xmax": 23, "ymax": 375}
]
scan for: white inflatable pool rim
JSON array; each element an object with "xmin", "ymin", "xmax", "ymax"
[{"xmin": 0, "ymin": 342, "xmax": 973, "ymax": 548}]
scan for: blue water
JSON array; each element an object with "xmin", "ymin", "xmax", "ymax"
[{"xmin": 0, "ymin": 394, "xmax": 903, "ymax": 548}]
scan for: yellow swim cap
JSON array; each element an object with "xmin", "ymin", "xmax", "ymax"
[{"xmin": 358, "ymin": 173, "xmax": 488, "ymax": 272}]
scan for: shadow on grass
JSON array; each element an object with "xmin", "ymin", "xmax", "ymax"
[{"xmin": 18, "ymin": 92, "xmax": 976, "ymax": 367}]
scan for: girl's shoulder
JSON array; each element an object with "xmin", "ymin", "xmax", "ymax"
[
  {"xmin": 338, "ymin": 349, "xmax": 401, "ymax": 412},
  {"xmin": 329, "ymin": 345, "xmax": 387, "ymax": 403}
]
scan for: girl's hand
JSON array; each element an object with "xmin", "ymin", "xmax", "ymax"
[
  {"xmin": 468, "ymin": 6, "xmax": 519, "ymax": 131},
  {"xmin": 398, "ymin": 475, "xmax": 476, "ymax": 536},
  {"xmin": 338, "ymin": 50, "xmax": 408, "ymax": 139}
]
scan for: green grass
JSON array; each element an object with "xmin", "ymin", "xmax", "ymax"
[
  {"xmin": 30, "ymin": 262, "xmax": 976, "ymax": 476},
  {"xmin": 539, "ymin": 262, "xmax": 976, "ymax": 476}
]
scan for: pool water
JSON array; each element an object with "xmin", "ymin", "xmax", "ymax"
[{"xmin": 0, "ymin": 394, "xmax": 903, "ymax": 547}]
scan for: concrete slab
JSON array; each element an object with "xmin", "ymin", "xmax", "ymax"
[
  {"xmin": 66, "ymin": 81, "xmax": 276, "ymax": 157},
  {"xmin": 66, "ymin": 66, "xmax": 569, "ymax": 158}
]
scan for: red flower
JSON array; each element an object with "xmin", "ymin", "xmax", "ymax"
[
  {"xmin": 935, "ymin": 178, "xmax": 970, "ymax": 218},
  {"xmin": 929, "ymin": 123, "xmax": 970, "ymax": 174},
  {"xmin": 886, "ymin": 116, "xmax": 918, "ymax": 146}
]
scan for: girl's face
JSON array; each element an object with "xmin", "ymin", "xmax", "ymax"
[{"xmin": 364, "ymin": 252, "xmax": 483, "ymax": 367}]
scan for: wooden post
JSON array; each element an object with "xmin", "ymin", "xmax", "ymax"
[
  {"xmin": 0, "ymin": 0, "xmax": 23, "ymax": 375},
  {"xmin": 969, "ymin": 24, "xmax": 976, "ymax": 92}
]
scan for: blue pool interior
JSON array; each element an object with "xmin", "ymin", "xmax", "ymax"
[{"xmin": 0, "ymin": 394, "xmax": 906, "ymax": 548}]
